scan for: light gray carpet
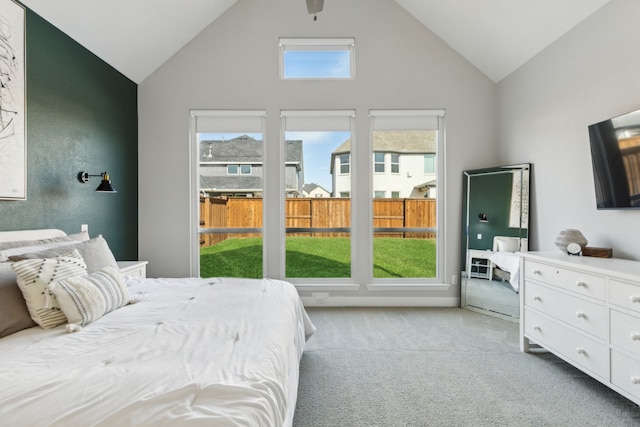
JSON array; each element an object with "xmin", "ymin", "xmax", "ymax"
[{"xmin": 293, "ymin": 307, "xmax": 640, "ymax": 427}]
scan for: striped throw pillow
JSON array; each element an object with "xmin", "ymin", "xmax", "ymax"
[
  {"xmin": 11, "ymin": 250, "xmax": 87, "ymax": 329},
  {"xmin": 48, "ymin": 266, "xmax": 130, "ymax": 327}
]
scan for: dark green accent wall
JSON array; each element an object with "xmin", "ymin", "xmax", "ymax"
[
  {"xmin": 461, "ymin": 167, "xmax": 529, "ymax": 270},
  {"xmin": 0, "ymin": 7, "xmax": 138, "ymax": 260}
]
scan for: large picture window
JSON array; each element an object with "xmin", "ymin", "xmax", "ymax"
[
  {"xmin": 190, "ymin": 110, "xmax": 266, "ymax": 279},
  {"xmin": 369, "ymin": 110, "xmax": 445, "ymax": 284},
  {"xmin": 281, "ymin": 110, "xmax": 355, "ymax": 281}
]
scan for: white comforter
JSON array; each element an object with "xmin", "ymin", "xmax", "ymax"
[
  {"xmin": 0, "ymin": 276, "xmax": 315, "ymax": 426},
  {"xmin": 489, "ymin": 251, "xmax": 521, "ymax": 292}
]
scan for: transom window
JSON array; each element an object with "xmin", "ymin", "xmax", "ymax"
[{"xmin": 279, "ymin": 38, "xmax": 355, "ymax": 79}]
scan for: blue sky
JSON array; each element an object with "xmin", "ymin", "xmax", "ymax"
[{"xmin": 283, "ymin": 51, "xmax": 350, "ymax": 78}]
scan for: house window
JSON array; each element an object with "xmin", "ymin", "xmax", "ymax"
[
  {"xmin": 424, "ymin": 154, "xmax": 436, "ymax": 173},
  {"xmin": 227, "ymin": 165, "xmax": 252, "ymax": 175},
  {"xmin": 374, "ymin": 191, "xmax": 385, "ymax": 198},
  {"xmin": 374, "ymin": 152, "xmax": 385, "ymax": 173},
  {"xmin": 190, "ymin": 110, "xmax": 266, "ymax": 279},
  {"xmin": 339, "ymin": 154, "xmax": 350, "ymax": 174},
  {"xmin": 279, "ymin": 38, "xmax": 355, "ymax": 79},
  {"xmin": 340, "ymin": 192, "xmax": 350, "ymax": 198},
  {"xmin": 391, "ymin": 154, "xmax": 400, "ymax": 173},
  {"xmin": 370, "ymin": 109, "xmax": 445, "ymax": 282}
]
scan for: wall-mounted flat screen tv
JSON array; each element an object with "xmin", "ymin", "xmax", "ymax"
[{"xmin": 588, "ymin": 109, "xmax": 640, "ymax": 209}]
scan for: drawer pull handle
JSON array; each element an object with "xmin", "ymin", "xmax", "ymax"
[
  {"xmin": 576, "ymin": 281, "xmax": 587, "ymax": 288},
  {"xmin": 533, "ymin": 325, "xmax": 541, "ymax": 332},
  {"xmin": 533, "ymin": 296, "xmax": 541, "ymax": 302},
  {"xmin": 576, "ymin": 347, "xmax": 587, "ymax": 355},
  {"xmin": 631, "ymin": 333, "xmax": 640, "ymax": 341},
  {"xmin": 532, "ymin": 269, "xmax": 541, "ymax": 275},
  {"xmin": 632, "ymin": 377, "xmax": 640, "ymax": 385},
  {"xmin": 576, "ymin": 312, "xmax": 586, "ymax": 319},
  {"xmin": 631, "ymin": 296, "xmax": 640, "ymax": 303}
]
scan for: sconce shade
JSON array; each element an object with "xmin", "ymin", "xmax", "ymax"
[
  {"xmin": 78, "ymin": 171, "xmax": 117, "ymax": 193},
  {"xmin": 478, "ymin": 213, "xmax": 488, "ymax": 222}
]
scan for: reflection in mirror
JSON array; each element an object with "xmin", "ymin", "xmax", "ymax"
[{"xmin": 460, "ymin": 164, "xmax": 530, "ymax": 321}]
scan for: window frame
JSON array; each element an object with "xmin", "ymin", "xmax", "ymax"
[
  {"xmin": 189, "ymin": 110, "xmax": 267, "ymax": 278},
  {"xmin": 374, "ymin": 152, "xmax": 385, "ymax": 173},
  {"xmin": 368, "ymin": 109, "xmax": 446, "ymax": 289},
  {"xmin": 279, "ymin": 38, "xmax": 355, "ymax": 80}
]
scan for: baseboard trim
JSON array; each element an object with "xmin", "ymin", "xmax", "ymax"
[{"xmin": 301, "ymin": 296, "xmax": 460, "ymax": 307}]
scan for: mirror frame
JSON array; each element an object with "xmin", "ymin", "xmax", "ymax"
[{"xmin": 460, "ymin": 163, "xmax": 531, "ymax": 319}]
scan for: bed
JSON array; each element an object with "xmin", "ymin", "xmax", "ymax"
[
  {"xmin": 489, "ymin": 236, "xmax": 528, "ymax": 292},
  {"xmin": 0, "ymin": 229, "xmax": 315, "ymax": 426}
]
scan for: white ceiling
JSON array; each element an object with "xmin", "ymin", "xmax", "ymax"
[{"xmin": 21, "ymin": 0, "xmax": 610, "ymax": 84}]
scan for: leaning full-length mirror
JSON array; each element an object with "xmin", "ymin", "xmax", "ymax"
[{"xmin": 460, "ymin": 164, "xmax": 530, "ymax": 320}]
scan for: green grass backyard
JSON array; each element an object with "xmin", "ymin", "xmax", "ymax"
[{"xmin": 200, "ymin": 237, "xmax": 436, "ymax": 279}]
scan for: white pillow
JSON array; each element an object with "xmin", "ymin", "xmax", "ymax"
[
  {"xmin": 11, "ymin": 250, "xmax": 88, "ymax": 329},
  {"xmin": 0, "ymin": 231, "xmax": 89, "ymax": 262},
  {"xmin": 8, "ymin": 235, "xmax": 118, "ymax": 273},
  {"xmin": 496, "ymin": 237, "xmax": 520, "ymax": 253},
  {"xmin": 48, "ymin": 266, "xmax": 131, "ymax": 327}
]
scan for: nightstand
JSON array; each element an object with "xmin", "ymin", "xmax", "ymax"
[
  {"xmin": 466, "ymin": 249, "xmax": 493, "ymax": 280},
  {"xmin": 117, "ymin": 261, "xmax": 148, "ymax": 278}
]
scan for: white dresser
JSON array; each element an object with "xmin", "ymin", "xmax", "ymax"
[{"xmin": 520, "ymin": 252, "xmax": 640, "ymax": 405}]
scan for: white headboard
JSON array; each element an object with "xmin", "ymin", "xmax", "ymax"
[
  {"xmin": 0, "ymin": 229, "xmax": 67, "ymax": 243},
  {"xmin": 493, "ymin": 235, "xmax": 528, "ymax": 252}
]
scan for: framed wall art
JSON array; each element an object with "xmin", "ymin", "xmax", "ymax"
[{"xmin": 0, "ymin": 0, "xmax": 25, "ymax": 200}]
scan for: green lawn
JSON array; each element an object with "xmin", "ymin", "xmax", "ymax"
[{"xmin": 200, "ymin": 237, "xmax": 436, "ymax": 279}]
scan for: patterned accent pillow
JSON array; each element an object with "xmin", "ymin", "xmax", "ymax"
[
  {"xmin": 11, "ymin": 250, "xmax": 88, "ymax": 329},
  {"xmin": 48, "ymin": 266, "xmax": 131, "ymax": 327}
]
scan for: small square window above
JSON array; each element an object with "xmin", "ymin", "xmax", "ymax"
[{"xmin": 280, "ymin": 38, "xmax": 355, "ymax": 79}]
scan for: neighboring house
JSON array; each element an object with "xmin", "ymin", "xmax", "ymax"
[
  {"xmin": 303, "ymin": 183, "xmax": 331, "ymax": 198},
  {"xmin": 199, "ymin": 136, "xmax": 303, "ymax": 197},
  {"xmin": 331, "ymin": 131, "xmax": 437, "ymax": 198}
]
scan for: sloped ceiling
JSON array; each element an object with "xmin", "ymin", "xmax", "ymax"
[{"xmin": 21, "ymin": 0, "xmax": 610, "ymax": 84}]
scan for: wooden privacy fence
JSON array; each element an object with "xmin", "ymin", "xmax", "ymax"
[{"xmin": 200, "ymin": 197, "xmax": 436, "ymax": 247}]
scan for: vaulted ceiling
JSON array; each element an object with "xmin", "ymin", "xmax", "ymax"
[{"xmin": 21, "ymin": 0, "xmax": 610, "ymax": 84}]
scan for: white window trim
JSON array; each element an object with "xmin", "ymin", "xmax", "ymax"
[{"xmin": 279, "ymin": 37, "xmax": 355, "ymax": 80}]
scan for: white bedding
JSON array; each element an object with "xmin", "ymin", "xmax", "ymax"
[
  {"xmin": 0, "ymin": 275, "xmax": 315, "ymax": 426},
  {"xmin": 489, "ymin": 251, "xmax": 521, "ymax": 292}
]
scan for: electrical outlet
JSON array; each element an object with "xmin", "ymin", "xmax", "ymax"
[
  {"xmin": 81, "ymin": 224, "xmax": 89, "ymax": 233},
  {"xmin": 477, "ymin": 233, "xmax": 482, "ymax": 240},
  {"xmin": 312, "ymin": 292, "xmax": 329, "ymax": 304},
  {"xmin": 451, "ymin": 274, "xmax": 458, "ymax": 285}
]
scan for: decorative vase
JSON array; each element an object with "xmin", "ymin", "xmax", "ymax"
[{"xmin": 554, "ymin": 229, "xmax": 588, "ymax": 253}]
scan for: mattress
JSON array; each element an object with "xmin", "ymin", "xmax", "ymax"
[{"xmin": 0, "ymin": 275, "xmax": 315, "ymax": 426}]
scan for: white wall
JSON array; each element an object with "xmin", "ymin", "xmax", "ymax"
[
  {"xmin": 138, "ymin": 0, "xmax": 497, "ymax": 302},
  {"xmin": 498, "ymin": 0, "xmax": 640, "ymax": 260}
]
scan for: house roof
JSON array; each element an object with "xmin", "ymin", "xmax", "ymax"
[
  {"xmin": 200, "ymin": 175, "xmax": 262, "ymax": 192},
  {"xmin": 200, "ymin": 136, "xmax": 302, "ymax": 164},
  {"xmin": 21, "ymin": 0, "xmax": 610, "ymax": 84},
  {"xmin": 333, "ymin": 131, "xmax": 437, "ymax": 155}
]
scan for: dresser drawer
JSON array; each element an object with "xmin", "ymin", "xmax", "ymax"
[
  {"xmin": 525, "ymin": 282, "xmax": 607, "ymax": 339},
  {"xmin": 611, "ymin": 350, "xmax": 640, "ymax": 401},
  {"xmin": 610, "ymin": 309, "xmax": 640, "ymax": 355},
  {"xmin": 610, "ymin": 280, "xmax": 640, "ymax": 314},
  {"xmin": 524, "ymin": 260, "xmax": 605, "ymax": 301},
  {"xmin": 524, "ymin": 308, "xmax": 608, "ymax": 379}
]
